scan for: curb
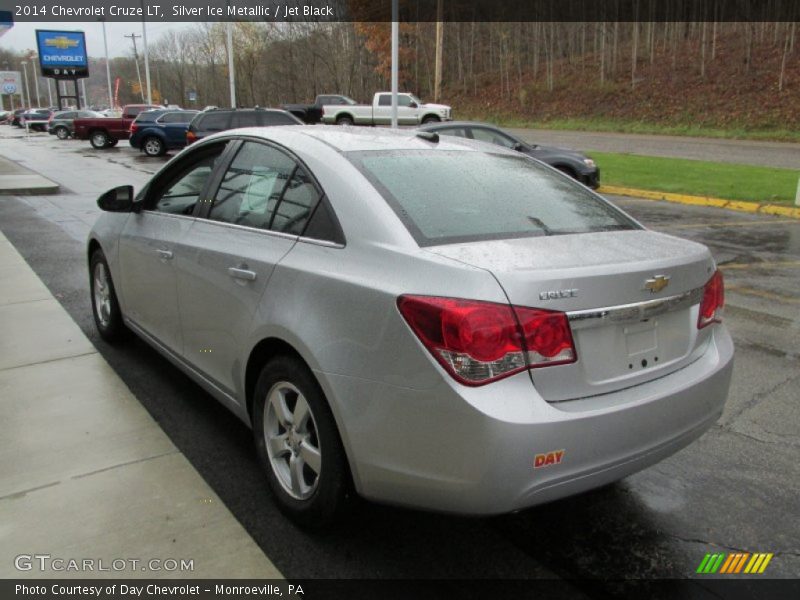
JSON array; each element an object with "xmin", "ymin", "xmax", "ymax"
[{"xmin": 598, "ymin": 185, "xmax": 800, "ymax": 220}]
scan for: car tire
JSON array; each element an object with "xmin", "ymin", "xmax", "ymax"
[
  {"xmin": 55, "ymin": 126, "xmax": 70, "ymax": 140},
  {"xmin": 253, "ymin": 356, "xmax": 350, "ymax": 528},
  {"xmin": 336, "ymin": 115, "xmax": 354, "ymax": 126},
  {"xmin": 90, "ymin": 130, "xmax": 109, "ymax": 149},
  {"xmin": 421, "ymin": 115, "xmax": 440, "ymax": 124},
  {"xmin": 143, "ymin": 136, "xmax": 165, "ymax": 157},
  {"xmin": 90, "ymin": 250, "xmax": 128, "ymax": 343}
]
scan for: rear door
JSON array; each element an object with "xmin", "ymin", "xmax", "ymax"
[
  {"xmin": 160, "ymin": 111, "xmax": 197, "ymax": 147},
  {"xmin": 118, "ymin": 141, "xmax": 229, "ymax": 354},
  {"xmin": 175, "ymin": 139, "xmax": 323, "ymax": 396}
]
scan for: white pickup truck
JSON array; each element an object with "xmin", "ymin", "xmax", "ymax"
[{"xmin": 320, "ymin": 92, "xmax": 452, "ymax": 126}]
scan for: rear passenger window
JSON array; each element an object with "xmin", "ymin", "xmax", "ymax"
[
  {"xmin": 271, "ymin": 168, "xmax": 320, "ymax": 234},
  {"xmin": 199, "ymin": 112, "xmax": 229, "ymax": 131},
  {"xmin": 209, "ymin": 142, "xmax": 295, "ymax": 230},
  {"xmin": 378, "ymin": 95, "xmax": 391, "ymax": 106},
  {"xmin": 261, "ymin": 112, "xmax": 299, "ymax": 126}
]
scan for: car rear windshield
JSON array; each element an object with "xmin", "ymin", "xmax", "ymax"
[{"xmin": 351, "ymin": 150, "xmax": 638, "ymax": 246}]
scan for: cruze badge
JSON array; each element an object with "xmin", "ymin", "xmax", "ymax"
[
  {"xmin": 643, "ymin": 275, "xmax": 671, "ymax": 294},
  {"xmin": 539, "ymin": 288, "xmax": 578, "ymax": 301}
]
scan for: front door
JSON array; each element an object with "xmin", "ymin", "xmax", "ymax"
[{"xmin": 118, "ymin": 142, "xmax": 228, "ymax": 354}]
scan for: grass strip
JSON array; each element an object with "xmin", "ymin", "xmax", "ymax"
[{"xmin": 588, "ymin": 151, "xmax": 799, "ymax": 204}]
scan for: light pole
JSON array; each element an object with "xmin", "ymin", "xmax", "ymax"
[
  {"xmin": 101, "ymin": 19, "xmax": 114, "ymax": 109},
  {"xmin": 391, "ymin": 0, "xmax": 398, "ymax": 128},
  {"xmin": 20, "ymin": 60, "xmax": 31, "ymax": 108},
  {"xmin": 227, "ymin": 21, "xmax": 236, "ymax": 108},
  {"xmin": 141, "ymin": 3, "xmax": 152, "ymax": 105},
  {"xmin": 29, "ymin": 55, "xmax": 41, "ymax": 107},
  {"xmin": 47, "ymin": 78, "xmax": 53, "ymax": 107}
]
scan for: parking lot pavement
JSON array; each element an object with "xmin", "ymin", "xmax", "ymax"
[
  {"xmin": 505, "ymin": 127, "xmax": 800, "ymax": 169},
  {"xmin": 0, "ymin": 229, "xmax": 281, "ymax": 579},
  {"xmin": 0, "ymin": 129, "xmax": 798, "ymax": 585}
]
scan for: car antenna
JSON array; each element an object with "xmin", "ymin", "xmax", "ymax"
[{"xmin": 416, "ymin": 131, "xmax": 439, "ymax": 143}]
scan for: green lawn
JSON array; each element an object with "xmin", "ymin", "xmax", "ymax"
[{"xmin": 590, "ymin": 152, "xmax": 799, "ymax": 204}]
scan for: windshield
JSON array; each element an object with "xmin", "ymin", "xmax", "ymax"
[
  {"xmin": 351, "ymin": 150, "xmax": 638, "ymax": 246},
  {"xmin": 410, "ymin": 95, "xmax": 423, "ymax": 105}
]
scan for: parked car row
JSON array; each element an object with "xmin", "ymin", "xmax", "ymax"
[{"xmin": 11, "ymin": 94, "xmax": 599, "ymax": 187}]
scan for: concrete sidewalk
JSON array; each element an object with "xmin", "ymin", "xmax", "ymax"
[
  {"xmin": 0, "ymin": 230, "xmax": 281, "ymax": 579},
  {"xmin": 0, "ymin": 155, "xmax": 59, "ymax": 195}
]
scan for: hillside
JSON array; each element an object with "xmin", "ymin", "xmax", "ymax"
[{"xmin": 449, "ymin": 30, "xmax": 799, "ymax": 138}]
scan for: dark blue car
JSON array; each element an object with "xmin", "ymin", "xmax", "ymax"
[{"xmin": 129, "ymin": 109, "xmax": 199, "ymax": 156}]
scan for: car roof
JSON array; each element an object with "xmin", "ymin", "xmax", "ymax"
[
  {"xmin": 418, "ymin": 121, "xmax": 511, "ymax": 132},
  {"xmin": 202, "ymin": 124, "xmax": 520, "ymax": 154}
]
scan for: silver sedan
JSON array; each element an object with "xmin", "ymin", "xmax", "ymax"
[{"xmin": 87, "ymin": 126, "xmax": 733, "ymax": 526}]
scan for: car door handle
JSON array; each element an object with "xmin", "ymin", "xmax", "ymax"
[
  {"xmin": 228, "ymin": 267, "xmax": 257, "ymax": 281},
  {"xmin": 156, "ymin": 249, "xmax": 173, "ymax": 260}
]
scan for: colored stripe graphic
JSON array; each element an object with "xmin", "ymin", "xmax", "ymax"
[{"xmin": 699, "ymin": 552, "xmax": 774, "ymax": 575}]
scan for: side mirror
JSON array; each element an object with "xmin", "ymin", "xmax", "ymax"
[
  {"xmin": 97, "ymin": 185, "xmax": 134, "ymax": 212},
  {"xmin": 409, "ymin": 101, "xmax": 418, "ymax": 108},
  {"xmin": 513, "ymin": 142, "xmax": 527, "ymax": 152}
]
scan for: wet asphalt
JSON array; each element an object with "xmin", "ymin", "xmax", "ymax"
[{"xmin": 0, "ymin": 130, "xmax": 798, "ymax": 593}]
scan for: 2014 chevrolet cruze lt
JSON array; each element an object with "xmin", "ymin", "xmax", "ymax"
[{"xmin": 88, "ymin": 126, "xmax": 733, "ymax": 526}]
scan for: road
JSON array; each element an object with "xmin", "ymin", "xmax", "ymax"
[
  {"xmin": 505, "ymin": 127, "xmax": 800, "ymax": 169},
  {"xmin": 1, "ymin": 129, "xmax": 799, "ymax": 591}
]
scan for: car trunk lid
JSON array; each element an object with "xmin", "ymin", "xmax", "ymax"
[{"xmin": 426, "ymin": 230, "xmax": 717, "ymax": 401}]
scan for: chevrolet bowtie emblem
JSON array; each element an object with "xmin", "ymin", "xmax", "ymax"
[
  {"xmin": 45, "ymin": 37, "xmax": 79, "ymax": 50},
  {"xmin": 644, "ymin": 275, "xmax": 671, "ymax": 294}
]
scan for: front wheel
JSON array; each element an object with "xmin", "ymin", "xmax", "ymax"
[
  {"xmin": 55, "ymin": 126, "xmax": 70, "ymax": 140},
  {"xmin": 421, "ymin": 115, "xmax": 440, "ymax": 124},
  {"xmin": 90, "ymin": 130, "xmax": 109, "ymax": 149},
  {"xmin": 253, "ymin": 356, "xmax": 350, "ymax": 528},
  {"xmin": 90, "ymin": 250, "xmax": 128, "ymax": 343},
  {"xmin": 142, "ymin": 136, "xmax": 165, "ymax": 157}
]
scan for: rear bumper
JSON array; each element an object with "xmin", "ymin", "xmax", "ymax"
[
  {"xmin": 322, "ymin": 325, "xmax": 733, "ymax": 515},
  {"xmin": 582, "ymin": 168, "xmax": 600, "ymax": 189}
]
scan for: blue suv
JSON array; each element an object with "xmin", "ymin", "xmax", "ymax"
[{"xmin": 129, "ymin": 109, "xmax": 199, "ymax": 156}]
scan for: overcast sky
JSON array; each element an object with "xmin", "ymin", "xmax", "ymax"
[{"xmin": 1, "ymin": 21, "xmax": 192, "ymax": 60}]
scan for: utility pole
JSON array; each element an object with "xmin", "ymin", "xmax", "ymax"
[
  {"xmin": 47, "ymin": 78, "xmax": 53, "ymax": 106},
  {"xmin": 124, "ymin": 32, "xmax": 145, "ymax": 102},
  {"xmin": 81, "ymin": 79, "xmax": 88, "ymax": 108},
  {"xmin": 434, "ymin": 0, "xmax": 443, "ymax": 102}
]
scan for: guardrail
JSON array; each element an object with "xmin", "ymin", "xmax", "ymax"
[{"xmin": 24, "ymin": 119, "xmax": 50, "ymax": 137}]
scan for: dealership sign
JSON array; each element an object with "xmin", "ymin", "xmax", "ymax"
[
  {"xmin": 0, "ymin": 71, "xmax": 22, "ymax": 95},
  {"xmin": 35, "ymin": 30, "xmax": 89, "ymax": 79}
]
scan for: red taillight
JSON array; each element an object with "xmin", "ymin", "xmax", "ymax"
[
  {"xmin": 698, "ymin": 270, "xmax": 724, "ymax": 329},
  {"xmin": 129, "ymin": 123, "xmax": 138, "ymax": 134},
  {"xmin": 186, "ymin": 130, "xmax": 197, "ymax": 144},
  {"xmin": 397, "ymin": 295, "xmax": 576, "ymax": 385}
]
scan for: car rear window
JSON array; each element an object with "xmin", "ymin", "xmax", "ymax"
[{"xmin": 351, "ymin": 150, "xmax": 638, "ymax": 246}]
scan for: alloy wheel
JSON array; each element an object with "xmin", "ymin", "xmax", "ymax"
[
  {"xmin": 263, "ymin": 381, "xmax": 322, "ymax": 500},
  {"xmin": 93, "ymin": 262, "xmax": 111, "ymax": 328}
]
